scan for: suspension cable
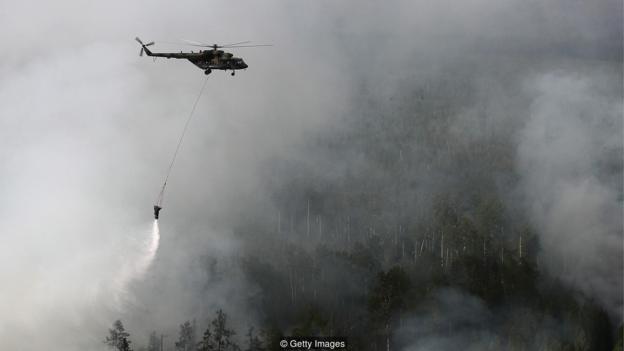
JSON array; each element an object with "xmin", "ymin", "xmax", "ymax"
[{"xmin": 156, "ymin": 76, "xmax": 210, "ymax": 206}]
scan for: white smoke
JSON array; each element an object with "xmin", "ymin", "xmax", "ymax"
[{"xmin": 517, "ymin": 71, "xmax": 623, "ymax": 319}]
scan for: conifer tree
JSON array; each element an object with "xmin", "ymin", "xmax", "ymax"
[
  {"xmin": 104, "ymin": 320, "xmax": 133, "ymax": 351},
  {"xmin": 175, "ymin": 320, "xmax": 196, "ymax": 351}
]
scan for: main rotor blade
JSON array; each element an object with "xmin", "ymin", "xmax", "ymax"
[
  {"xmin": 225, "ymin": 44, "xmax": 273, "ymax": 48},
  {"xmin": 178, "ymin": 39, "xmax": 271, "ymax": 49},
  {"xmin": 221, "ymin": 41, "xmax": 251, "ymax": 47},
  {"xmin": 181, "ymin": 39, "xmax": 210, "ymax": 46},
  {"xmin": 185, "ymin": 44, "xmax": 215, "ymax": 48}
]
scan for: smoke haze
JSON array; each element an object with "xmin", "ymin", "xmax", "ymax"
[{"xmin": 0, "ymin": 0, "xmax": 621, "ymax": 349}]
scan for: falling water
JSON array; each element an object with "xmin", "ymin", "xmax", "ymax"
[
  {"xmin": 134, "ymin": 220, "xmax": 161, "ymax": 277},
  {"xmin": 111, "ymin": 220, "xmax": 161, "ymax": 306}
]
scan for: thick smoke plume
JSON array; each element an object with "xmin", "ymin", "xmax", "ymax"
[
  {"xmin": 0, "ymin": 0, "xmax": 621, "ymax": 349},
  {"xmin": 517, "ymin": 71, "xmax": 623, "ymax": 318}
]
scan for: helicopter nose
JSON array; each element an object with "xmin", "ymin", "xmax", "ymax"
[{"xmin": 241, "ymin": 62, "xmax": 248, "ymax": 69}]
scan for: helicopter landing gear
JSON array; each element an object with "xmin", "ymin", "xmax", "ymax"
[
  {"xmin": 204, "ymin": 69, "xmax": 212, "ymax": 75},
  {"xmin": 231, "ymin": 71, "xmax": 235, "ymax": 76}
]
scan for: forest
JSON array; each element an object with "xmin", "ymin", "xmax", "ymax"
[{"xmin": 108, "ymin": 57, "xmax": 622, "ymax": 351}]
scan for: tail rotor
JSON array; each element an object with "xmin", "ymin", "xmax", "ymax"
[{"xmin": 135, "ymin": 37, "xmax": 154, "ymax": 56}]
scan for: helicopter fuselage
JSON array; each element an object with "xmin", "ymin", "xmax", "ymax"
[{"xmin": 140, "ymin": 45, "xmax": 248, "ymax": 75}]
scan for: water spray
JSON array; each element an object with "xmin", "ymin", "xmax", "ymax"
[
  {"xmin": 111, "ymin": 220, "xmax": 161, "ymax": 306},
  {"xmin": 138, "ymin": 220, "xmax": 161, "ymax": 275}
]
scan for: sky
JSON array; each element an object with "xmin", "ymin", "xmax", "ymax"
[{"xmin": 0, "ymin": 0, "xmax": 621, "ymax": 350}]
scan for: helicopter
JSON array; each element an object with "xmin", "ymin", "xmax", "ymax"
[{"xmin": 135, "ymin": 37, "xmax": 270, "ymax": 76}]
